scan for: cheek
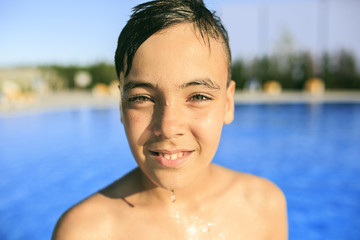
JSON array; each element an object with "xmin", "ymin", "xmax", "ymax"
[
  {"xmin": 191, "ymin": 107, "xmax": 224, "ymax": 149},
  {"xmin": 123, "ymin": 109, "xmax": 152, "ymax": 146}
]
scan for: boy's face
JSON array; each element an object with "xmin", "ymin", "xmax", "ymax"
[{"xmin": 120, "ymin": 23, "xmax": 235, "ymax": 190}]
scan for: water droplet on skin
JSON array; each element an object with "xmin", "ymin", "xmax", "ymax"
[{"xmin": 170, "ymin": 189, "xmax": 176, "ymax": 203}]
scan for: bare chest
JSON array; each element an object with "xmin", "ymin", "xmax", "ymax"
[{"xmin": 109, "ymin": 205, "xmax": 269, "ymax": 240}]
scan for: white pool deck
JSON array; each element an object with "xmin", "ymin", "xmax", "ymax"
[{"xmin": 1, "ymin": 90, "xmax": 360, "ymax": 116}]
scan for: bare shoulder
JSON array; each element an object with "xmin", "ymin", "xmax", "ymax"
[
  {"xmin": 52, "ymin": 169, "xmax": 141, "ymax": 240},
  {"xmin": 238, "ymin": 172, "xmax": 288, "ymax": 239},
  {"xmin": 238, "ymin": 170, "xmax": 286, "ymax": 207},
  {"xmin": 52, "ymin": 194, "xmax": 124, "ymax": 240},
  {"xmin": 213, "ymin": 164, "xmax": 286, "ymax": 207},
  {"xmin": 212, "ymin": 165, "xmax": 288, "ymax": 239}
]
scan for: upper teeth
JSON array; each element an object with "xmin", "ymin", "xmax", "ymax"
[{"xmin": 159, "ymin": 152, "xmax": 184, "ymax": 160}]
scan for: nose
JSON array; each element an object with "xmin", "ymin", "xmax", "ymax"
[{"xmin": 152, "ymin": 102, "xmax": 185, "ymax": 139}]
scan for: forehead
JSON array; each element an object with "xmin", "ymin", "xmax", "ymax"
[{"xmin": 125, "ymin": 23, "xmax": 228, "ymax": 87}]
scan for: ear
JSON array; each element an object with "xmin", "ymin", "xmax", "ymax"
[
  {"xmin": 118, "ymin": 82, "xmax": 124, "ymax": 124},
  {"xmin": 120, "ymin": 100, "xmax": 124, "ymax": 124},
  {"xmin": 224, "ymin": 80, "xmax": 235, "ymax": 125},
  {"xmin": 120, "ymin": 106, "xmax": 124, "ymax": 123}
]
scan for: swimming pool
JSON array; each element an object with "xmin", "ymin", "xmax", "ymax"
[{"xmin": 0, "ymin": 103, "xmax": 359, "ymax": 239}]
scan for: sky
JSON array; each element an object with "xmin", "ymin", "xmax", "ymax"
[{"xmin": 0, "ymin": 0, "xmax": 359, "ymax": 67}]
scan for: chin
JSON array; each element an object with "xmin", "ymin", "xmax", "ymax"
[{"xmin": 147, "ymin": 167, "xmax": 205, "ymax": 191}]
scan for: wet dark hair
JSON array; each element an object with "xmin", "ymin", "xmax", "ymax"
[{"xmin": 115, "ymin": 0, "xmax": 231, "ymax": 84}]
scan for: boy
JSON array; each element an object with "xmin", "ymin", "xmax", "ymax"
[{"xmin": 52, "ymin": 0, "xmax": 288, "ymax": 239}]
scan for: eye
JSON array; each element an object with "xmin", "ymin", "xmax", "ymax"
[
  {"xmin": 188, "ymin": 94, "xmax": 213, "ymax": 102},
  {"xmin": 127, "ymin": 95, "xmax": 154, "ymax": 104}
]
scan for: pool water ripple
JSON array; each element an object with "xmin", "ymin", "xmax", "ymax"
[{"xmin": 1, "ymin": 103, "xmax": 359, "ymax": 240}]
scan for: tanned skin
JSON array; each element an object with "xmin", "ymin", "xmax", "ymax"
[{"xmin": 52, "ymin": 23, "xmax": 288, "ymax": 240}]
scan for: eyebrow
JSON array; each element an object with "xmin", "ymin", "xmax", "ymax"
[
  {"xmin": 122, "ymin": 81, "xmax": 156, "ymax": 93},
  {"xmin": 122, "ymin": 78, "xmax": 221, "ymax": 93},
  {"xmin": 179, "ymin": 78, "xmax": 221, "ymax": 90}
]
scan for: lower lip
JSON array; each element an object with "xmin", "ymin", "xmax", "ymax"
[{"xmin": 152, "ymin": 152, "xmax": 192, "ymax": 168}]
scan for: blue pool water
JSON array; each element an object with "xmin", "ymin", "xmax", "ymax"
[{"xmin": 0, "ymin": 103, "xmax": 359, "ymax": 239}]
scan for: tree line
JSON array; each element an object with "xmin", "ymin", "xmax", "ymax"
[
  {"xmin": 43, "ymin": 49, "xmax": 360, "ymax": 91},
  {"xmin": 232, "ymin": 49, "xmax": 360, "ymax": 90}
]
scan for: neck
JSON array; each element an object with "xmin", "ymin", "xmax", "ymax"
[{"xmin": 137, "ymin": 165, "xmax": 215, "ymax": 208}]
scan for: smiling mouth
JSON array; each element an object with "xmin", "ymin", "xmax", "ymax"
[
  {"xmin": 155, "ymin": 152, "xmax": 184, "ymax": 160},
  {"xmin": 149, "ymin": 150, "xmax": 193, "ymax": 167}
]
